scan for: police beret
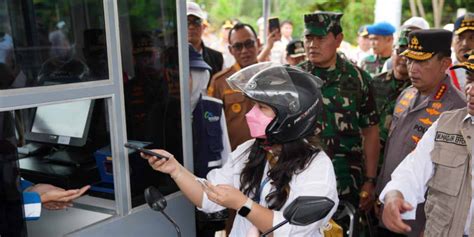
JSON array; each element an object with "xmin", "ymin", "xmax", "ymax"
[
  {"xmin": 367, "ymin": 22, "xmax": 396, "ymax": 36},
  {"xmin": 401, "ymin": 29, "xmax": 452, "ymax": 61}
]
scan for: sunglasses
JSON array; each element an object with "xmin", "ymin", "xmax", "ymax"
[
  {"xmin": 230, "ymin": 39, "xmax": 256, "ymax": 51},
  {"xmin": 187, "ymin": 18, "xmax": 202, "ymax": 27}
]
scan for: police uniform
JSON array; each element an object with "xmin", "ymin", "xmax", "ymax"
[
  {"xmin": 372, "ymin": 28, "xmax": 413, "ymax": 153},
  {"xmin": 207, "ymin": 64, "xmax": 252, "ymax": 150},
  {"xmin": 372, "ymin": 70, "xmax": 411, "ymax": 144},
  {"xmin": 376, "ymin": 29, "xmax": 466, "ymax": 236},
  {"xmin": 299, "ymin": 12, "xmax": 380, "ymax": 195},
  {"xmin": 360, "ymin": 22, "xmax": 396, "ymax": 76}
]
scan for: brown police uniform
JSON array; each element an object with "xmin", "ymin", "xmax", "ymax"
[
  {"xmin": 208, "ymin": 64, "xmax": 252, "ymax": 150},
  {"xmin": 376, "ymin": 29, "xmax": 467, "ymax": 236}
]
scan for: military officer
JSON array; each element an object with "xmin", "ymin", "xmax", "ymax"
[
  {"xmin": 376, "ymin": 29, "xmax": 466, "ymax": 237},
  {"xmin": 380, "ymin": 50, "xmax": 474, "ymax": 237},
  {"xmin": 298, "ymin": 11, "xmax": 380, "ymax": 214}
]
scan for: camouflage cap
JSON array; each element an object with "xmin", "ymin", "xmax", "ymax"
[
  {"xmin": 395, "ymin": 28, "xmax": 412, "ymax": 47},
  {"xmin": 304, "ymin": 11, "xmax": 343, "ymax": 36}
]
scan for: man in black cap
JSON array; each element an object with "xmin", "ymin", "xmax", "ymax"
[
  {"xmin": 378, "ymin": 29, "xmax": 466, "ymax": 237},
  {"xmin": 450, "ymin": 13, "xmax": 474, "ymax": 90},
  {"xmin": 285, "ymin": 40, "xmax": 306, "ymax": 66}
]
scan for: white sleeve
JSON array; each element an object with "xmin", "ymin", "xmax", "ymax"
[
  {"xmin": 273, "ymin": 152, "xmax": 339, "ymax": 236},
  {"xmin": 379, "ymin": 121, "xmax": 437, "ymax": 219}
]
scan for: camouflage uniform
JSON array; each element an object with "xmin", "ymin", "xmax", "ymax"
[
  {"xmin": 372, "ymin": 71, "xmax": 411, "ymax": 145},
  {"xmin": 299, "ymin": 54, "xmax": 380, "ymax": 194},
  {"xmin": 360, "ymin": 55, "xmax": 390, "ymax": 77}
]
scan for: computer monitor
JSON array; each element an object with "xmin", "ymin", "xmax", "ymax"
[{"xmin": 25, "ymin": 99, "xmax": 95, "ymax": 147}]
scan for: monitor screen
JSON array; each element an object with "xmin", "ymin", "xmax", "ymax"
[{"xmin": 25, "ymin": 100, "xmax": 94, "ymax": 147}]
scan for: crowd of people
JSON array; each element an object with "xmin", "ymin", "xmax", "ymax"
[{"xmin": 141, "ymin": 2, "xmax": 474, "ymax": 237}]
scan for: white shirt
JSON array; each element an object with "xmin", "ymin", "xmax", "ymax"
[
  {"xmin": 199, "ymin": 139, "xmax": 339, "ymax": 237},
  {"xmin": 380, "ymin": 115, "xmax": 474, "ymax": 235}
]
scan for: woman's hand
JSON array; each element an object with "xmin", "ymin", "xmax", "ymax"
[
  {"xmin": 204, "ymin": 184, "xmax": 248, "ymax": 210},
  {"xmin": 141, "ymin": 149, "xmax": 181, "ymax": 177}
]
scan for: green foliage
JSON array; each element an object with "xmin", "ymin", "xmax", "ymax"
[{"xmin": 196, "ymin": 0, "xmax": 374, "ymax": 44}]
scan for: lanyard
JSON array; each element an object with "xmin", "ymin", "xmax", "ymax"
[{"xmin": 253, "ymin": 176, "xmax": 271, "ymax": 204}]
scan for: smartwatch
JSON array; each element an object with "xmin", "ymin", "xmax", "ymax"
[{"xmin": 237, "ymin": 198, "xmax": 253, "ymax": 217}]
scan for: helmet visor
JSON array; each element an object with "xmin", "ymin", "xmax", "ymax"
[{"xmin": 227, "ymin": 62, "xmax": 301, "ymax": 114}]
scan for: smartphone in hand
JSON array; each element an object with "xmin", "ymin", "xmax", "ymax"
[
  {"xmin": 124, "ymin": 143, "xmax": 169, "ymax": 160},
  {"xmin": 268, "ymin": 17, "xmax": 280, "ymax": 33}
]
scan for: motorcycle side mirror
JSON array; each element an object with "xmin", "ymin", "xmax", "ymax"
[
  {"xmin": 144, "ymin": 186, "xmax": 167, "ymax": 212},
  {"xmin": 261, "ymin": 196, "xmax": 335, "ymax": 236}
]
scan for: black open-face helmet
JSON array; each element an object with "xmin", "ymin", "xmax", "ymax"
[{"xmin": 227, "ymin": 62, "xmax": 324, "ymax": 144}]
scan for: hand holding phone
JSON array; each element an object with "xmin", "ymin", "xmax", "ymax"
[
  {"xmin": 268, "ymin": 17, "xmax": 280, "ymax": 34},
  {"xmin": 124, "ymin": 143, "xmax": 169, "ymax": 160}
]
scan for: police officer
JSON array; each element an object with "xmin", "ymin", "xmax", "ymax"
[
  {"xmin": 298, "ymin": 11, "xmax": 380, "ymax": 214},
  {"xmin": 450, "ymin": 13, "xmax": 474, "ymax": 90},
  {"xmin": 380, "ymin": 50, "xmax": 474, "ymax": 237},
  {"xmin": 372, "ymin": 28, "xmax": 412, "ymax": 161},
  {"xmin": 376, "ymin": 29, "xmax": 466, "ymax": 237},
  {"xmin": 361, "ymin": 22, "xmax": 395, "ymax": 76},
  {"xmin": 207, "ymin": 23, "xmax": 260, "ymax": 150}
]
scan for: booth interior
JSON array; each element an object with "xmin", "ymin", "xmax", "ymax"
[{"xmin": 17, "ymin": 98, "xmax": 179, "ymax": 207}]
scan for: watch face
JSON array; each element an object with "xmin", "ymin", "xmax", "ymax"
[{"xmin": 238, "ymin": 206, "xmax": 251, "ymax": 217}]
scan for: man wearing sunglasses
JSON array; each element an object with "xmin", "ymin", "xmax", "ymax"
[
  {"xmin": 187, "ymin": 2, "xmax": 223, "ymax": 78},
  {"xmin": 208, "ymin": 23, "xmax": 260, "ymax": 151}
]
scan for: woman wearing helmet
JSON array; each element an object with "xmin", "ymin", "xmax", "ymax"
[{"xmin": 141, "ymin": 62, "xmax": 338, "ymax": 236}]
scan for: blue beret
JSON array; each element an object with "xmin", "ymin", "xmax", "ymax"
[{"xmin": 367, "ymin": 22, "xmax": 396, "ymax": 36}]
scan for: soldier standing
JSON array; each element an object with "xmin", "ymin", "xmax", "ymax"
[
  {"xmin": 360, "ymin": 22, "xmax": 395, "ymax": 76},
  {"xmin": 376, "ymin": 29, "xmax": 466, "ymax": 237},
  {"xmin": 298, "ymin": 11, "xmax": 380, "ymax": 221}
]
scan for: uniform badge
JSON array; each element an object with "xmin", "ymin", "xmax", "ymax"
[
  {"xmin": 431, "ymin": 102, "xmax": 443, "ymax": 110},
  {"xmin": 434, "ymin": 84, "xmax": 447, "ymax": 100},
  {"xmin": 231, "ymin": 103, "xmax": 241, "ymax": 113},
  {"xmin": 411, "ymin": 135, "xmax": 420, "ymax": 144},
  {"xmin": 426, "ymin": 108, "xmax": 440, "ymax": 116},
  {"xmin": 419, "ymin": 117, "xmax": 433, "ymax": 126}
]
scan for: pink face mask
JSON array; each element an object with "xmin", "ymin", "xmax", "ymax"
[{"xmin": 245, "ymin": 104, "xmax": 274, "ymax": 138}]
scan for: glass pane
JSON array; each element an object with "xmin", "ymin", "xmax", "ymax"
[
  {"xmin": 6, "ymin": 99, "xmax": 116, "ymax": 236},
  {"xmin": 0, "ymin": 0, "xmax": 108, "ymax": 90},
  {"xmin": 119, "ymin": 0, "xmax": 181, "ymax": 206}
]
